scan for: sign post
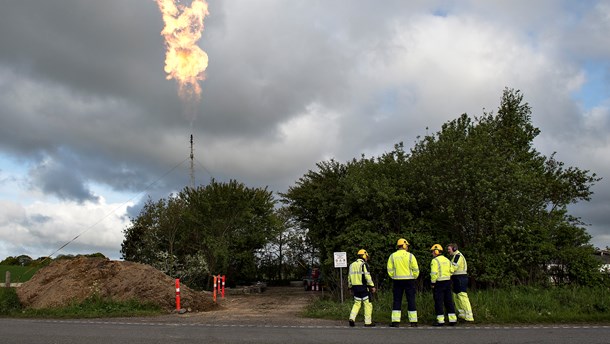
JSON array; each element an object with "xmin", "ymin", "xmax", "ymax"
[{"xmin": 333, "ymin": 252, "xmax": 347, "ymax": 303}]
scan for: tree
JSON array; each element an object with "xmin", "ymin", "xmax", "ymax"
[
  {"xmin": 407, "ymin": 88, "xmax": 601, "ymax": 286},
  {"xmin": 283, "ymin": 89, "xmax": 602, "ymax": 289},
  {"xmin": 257, "ymin": 207, "xmax": 313, "ymax": 282},
  {"xmin": 282, "ymin": 148, "xmax": 425, "ymax": 292},
  {"xmin": 122, "ymin": 179, "xmax": 278, "ymax": 289}
]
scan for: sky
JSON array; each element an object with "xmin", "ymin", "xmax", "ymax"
[{"xmin": 1, "ymin": 0, "xmax": 609, "ymax": 261}]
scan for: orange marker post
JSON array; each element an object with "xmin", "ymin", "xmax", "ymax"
[
  {"xmin": 221, "ymin": 275, "xmax": 225, "ymax": 298},
  {"xmin": 175, "ymin": 279, "xmax": 181, "ymax": 311}
]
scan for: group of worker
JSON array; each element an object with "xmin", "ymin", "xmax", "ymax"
[{"xmin": 347, "ymin": 238, "xmax": 474, "ymax": 328}]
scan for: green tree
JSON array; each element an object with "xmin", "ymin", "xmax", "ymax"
[
  {"xmin": 121, "ymin": 179, "xmax": 277, "ymax": 289},
  {"xmin": 283, "ymin": 88, "xmax": 602, "ymax": 289},
  {"xmin": 282, "ymin": 147, "xmax": 425, "ymax": 292},
  {"xmin": 405, "ymin": 88, "xmax": 601, "ymax": 286},
  {"xmin": 257, "ymin": 207, "xmax": 313, "ymax": 282}
]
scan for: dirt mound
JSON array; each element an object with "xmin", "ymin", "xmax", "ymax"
[{"xmin": 16, "ymin": 257, "xmax": 219, "ymax": 312}]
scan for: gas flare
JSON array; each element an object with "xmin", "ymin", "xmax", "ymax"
[{"xmin": 157, "ymin": 0, "xmax": 209, "ymax": 101}]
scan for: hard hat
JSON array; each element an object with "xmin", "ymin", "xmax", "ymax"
[
  {"xmin": 430, "ymin": 244, "xmax": 443, "ymax": 254},
  {"xmin": 357, "ymin": 249, "xmax": 369, "ymax": 261},
  {"xmin": 397, "ymin": 238, "xmax": 409, "ymax": 248}
]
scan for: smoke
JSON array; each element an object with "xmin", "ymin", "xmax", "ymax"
[{"xmin": 156, "ymin": 0, "xmax": 209, "ymax": 103}]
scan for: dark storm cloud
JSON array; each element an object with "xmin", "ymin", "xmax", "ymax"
[
  {"xmin": 28, "ymin": 153, "xmax": 99, "ymax": 203},
  {"xmin": 0, "ymin": 0, "xmax": 609, "ymax": 257}
]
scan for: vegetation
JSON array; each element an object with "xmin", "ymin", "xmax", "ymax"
[
  {"xmin": 0, "ymin": 265, "xmax": 41, "ymax": 284},
  {"xmin": 304, "ymin": 286, "xmax": 610, "ymax": 324},
  {"xmin": 282, "ymin": 88, "xmax": 603, "ymax": 291},
  {"xmin": 121, "ymin": 179, "xmax": 280, "ymax": 289},
  {"xmin": 0, "ymin": 288, "xmax": 162, "ymax": 318}
]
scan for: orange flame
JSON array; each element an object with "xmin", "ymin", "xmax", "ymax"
[{"xmin": 157, "ymin": 0, "xmax": 209, "ymax": 101}]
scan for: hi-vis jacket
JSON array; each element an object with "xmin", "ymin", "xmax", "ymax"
[
  {"xmin": 430, "ymin": 255, "xmax": 454, "ymax": 283},
  {"xmin": 348, "ymin": 258, "xmax": 374, "ymax": 291},
  {"xmin": 450, "ymin": 250, "xmax": 468, "ymax": 276},
  {"xmin": 387, "ymin": 250, "xmax": 420, "ymax": 280}
]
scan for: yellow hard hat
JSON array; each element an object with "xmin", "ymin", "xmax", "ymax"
[
  {"xmin": 397, "ymin": 238, "xmax": 409, "ymax": 249},
  {"xmin": 357, "ymin": 249, "xmax": 369, "ymax": 260},
  {"xmin": 430, "ymin": 244, "xmax": 443, "ymax": 254}
]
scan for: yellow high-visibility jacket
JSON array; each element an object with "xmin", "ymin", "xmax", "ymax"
[
  {"xmin": 431, "ymin": 255, "xmax": 454, "ymax": 283},
  {"xmin": 450, "ymin": 250, "xmax": 468, "ymax": 275},
  {"xmin": 387, "ymin": 250, "xmax": 419, "ymax": 280},
  {"xmin": 348, "ymin": 258, "xmax": 374, "ymax": 289}
]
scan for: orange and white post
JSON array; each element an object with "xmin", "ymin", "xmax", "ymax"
[
  {"xmin": 213, "ymin": 275, "xmax": 226, "ymax": 302},
  {"xmin": 175, "ymin": 278, "xmax": 181, "ymax": 311},
  {"xmin": 221, "ymin": 275, "xmax": 225, "ymax": 298}
]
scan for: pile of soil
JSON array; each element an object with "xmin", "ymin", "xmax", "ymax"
[{"xmin": 16, "ymin": 256, "xmax": 219, "ymax": 312}]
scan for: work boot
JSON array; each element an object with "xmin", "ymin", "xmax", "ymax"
[
  {"xmin": 349, "ymin": 320, "xmax": 355, "ymax": 327},
  {"xmin": 389, "ymin": 322, "xmax": 400, "ymax": 328},
  {"xmin": 448, "ymin": 322, "xmax": 457, "ymax": 326},
  {"xmin": 410, "ymin": 322, "xmax": 418, "ymax": 327},
  {"xmin": 433, "ymin": 322, "xmax": 444, "ymax": 327},
  {"xmin": 364, "ymin": 323, "xmax": 376, "ymax": 327}
]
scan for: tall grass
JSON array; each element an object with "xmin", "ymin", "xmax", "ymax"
[{"xmin": 303, "ymin": 286, "xmax": 610, "ymax": 324}]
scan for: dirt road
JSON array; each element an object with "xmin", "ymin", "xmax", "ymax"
[{"xmin": 172, "ymin": 286, "xmax": 341, "ymax": 326}]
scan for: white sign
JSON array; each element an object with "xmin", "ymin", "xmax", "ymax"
[{"xmin": 334, "ymin": 251, "xmax": 348, "ymax": 268}]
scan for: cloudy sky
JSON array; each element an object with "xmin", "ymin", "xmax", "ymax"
[{"xmin": 1, "ymin": 0, "xmax": 609, "ymax": 260}]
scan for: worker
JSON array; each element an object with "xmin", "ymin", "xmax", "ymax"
[
  {"xmin": 430, "ymin": 244, "xmax": 457, "ymax": 326},
  {"xmin": 348, "ymin": 249, "xmax": 376, "ymax": 327},
  {"xmin": 387, "ymin": 238, "xmax": 419, "ymax": 327},
  {"xmin": 447, "ymin": 243, "xmax": 474, "ymax": 322}
]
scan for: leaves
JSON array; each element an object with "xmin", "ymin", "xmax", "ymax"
[
  {"xmin": 121, "ymin": 179, "xmax": 277, "ymax": 289},
  {"xmin": 283, "ymin": 88, "xmax": 602, "ymax": 288}
]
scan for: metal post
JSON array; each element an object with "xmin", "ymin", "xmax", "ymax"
[
  {"xmin": 4, "ymin": 271, "xmax": 10, "ymax": 288},
  {"xmin": 339, "ymin": 267, "xmax": 344, "ymax": 303}
]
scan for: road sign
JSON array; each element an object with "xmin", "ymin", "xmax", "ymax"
[{"xmin": 333, "ymin": 251, "xmax": 347, "ymax": 268}]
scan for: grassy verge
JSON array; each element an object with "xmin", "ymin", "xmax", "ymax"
[
  {"xmin": 303, "ymin": 286, "xmax": 610, "ymax": 325},
  {"xmin": 0, "ymin": 288, "xmax": 163, "ymax": 318}
]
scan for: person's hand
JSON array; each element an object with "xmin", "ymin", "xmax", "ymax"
[
  {"xmin": 370, "ymin": 287, "xmax": 377, "ymax": 293},
  {"xmin": 431, "ymin": 284, "xmax": 435, "ymax": 289}
]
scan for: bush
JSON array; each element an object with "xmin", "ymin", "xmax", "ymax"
[{"xmin": 0, "ymin": 288, "xmax": 23, "ymax": 315}]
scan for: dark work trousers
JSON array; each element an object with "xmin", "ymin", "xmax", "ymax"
[
  {"xmin": 451, "ymin": 275, "xmax": 469, "ymax": 293},
  {"xmin": 433, "ymin": 280, "xmax": 455, "ymax": 316},
  {"xmin": 392, "ymin": 279, "xmax": 417, "ymax": 312}
]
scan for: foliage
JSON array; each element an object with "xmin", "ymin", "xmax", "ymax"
[
  {"xmin": 283, "ymin": 89, "xmax": 602, "ymax": 289},
  {"xmin": 304, "ymin": 285, "xmax": 610, "ymax": 324},
  {"xmin": 257, "ymin": 207, "xmax": 314, "ymax": 281},
  {"xmin": 0, "ymin": 288, "xmax": 22, "ymax": 315},
  {"xmin": 121, "ymin": 179, "xmax": 278, "ymax": 289},
  {"xmin": 0, "ymin": 255, "xmax": 33, "ymax": 266}
]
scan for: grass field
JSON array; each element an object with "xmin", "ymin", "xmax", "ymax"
[
  {"xmin": 0, "ymin": 265, "xmax": 41, "ymax": 284},
  {"xmin": 304, "ymin": 286, "xmax": 610, "ymax": 325}
]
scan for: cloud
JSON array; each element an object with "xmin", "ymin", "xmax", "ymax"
[
  {"xmin": 0, "ymin": 198, "xmax": 131, "ymax": 260},
  {"xmin": 0, "ymin": 0, "xmax": 609, "ymax": 258}
]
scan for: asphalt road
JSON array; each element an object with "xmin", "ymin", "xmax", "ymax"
[{"xmin": 1, "ymin": 318, "xmax": 609, "ymax": 344}]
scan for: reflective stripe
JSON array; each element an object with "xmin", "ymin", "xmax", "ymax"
[
  {"xmin": 353, "ymin": 295, "xmax": 370, "ymax": 301},
  {"xmin": 408, "ymin": 311, "xmax": 418, "ymax": 323},
  {"xmin": 391, "ymin": 310, "xmax": 401, "ymax": 322}
]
